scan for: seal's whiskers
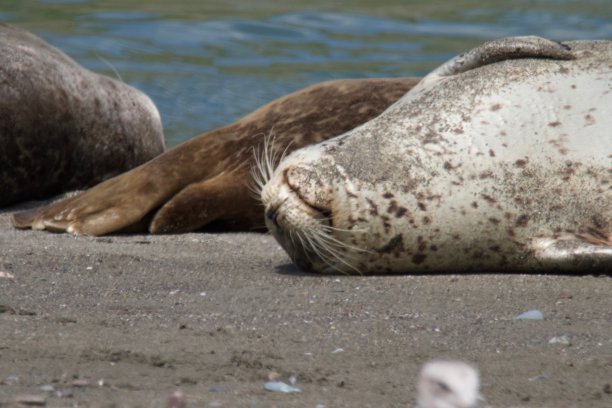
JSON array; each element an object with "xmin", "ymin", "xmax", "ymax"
[
  {"xmin": 250, "ymin": 131, "xmax": 291, "ymax": 200},
  {"xmin": 300, "ymin": 224, "xmax": 364, "ymax": 274}
]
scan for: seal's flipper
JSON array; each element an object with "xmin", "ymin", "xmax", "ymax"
[
  {"xmin": 426, "ymin": 36, "xmax": 575, "ymax": 80},
  {"xmin": 11, "ymin": 167, "xmax": 172, "ymax": 236},
  {"xmin": 531, "ymin": 234, "xmax": 612, "ymax": 272},
  {"xmin": 149, "ymin": 173, "xmax": 262, "ymax": 234},
  {"xmin": 11, "ymin": 207, "xmax": 44, "ymax": 229}
]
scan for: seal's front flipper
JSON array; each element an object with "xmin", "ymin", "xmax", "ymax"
[
  {"xmin": 531, "ymin": 233, "xmax": 612, "ymax": 273},
  {"xmin": 11, "ymin": 167, "xmax": 172, "ymax": 236},
  {"xmin": 427, "ymin": 36, "xmax": 575, "ymax": 80},
  {"xmin": 149, "ymin": 172, "xmax": 263, "ymax": 234}
]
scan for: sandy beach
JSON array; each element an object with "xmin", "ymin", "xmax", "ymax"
[{"xmin": 0, "ymin": 200, "xmax": 610, "ymax": 407}]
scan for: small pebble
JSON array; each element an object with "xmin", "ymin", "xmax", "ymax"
[
  {"xmin": 549, "ymin": 335, "xmax": 570, "ymax": 345},
  {"xmin": 13, "ymin": 394, "xmax": 47, "ymax": 406},
  {"xmin": 56, "ymin": 389, "xmax": 74, "ymax": 398},
  {"xmin": 5, "ymin": 374, "xmax": 19, "ymax": 385},
  {"xmin": 264, "ymin": 381, "xmax": 302, "ymax": 393},
  {"xmin": 331, "ymin": 348, "xmax": 344, "ymax": 354},
  {"xmin": 514, "ymin": 310, "xmax": 544, "ymax": 320},
  {"xmin": 0, "ymin": 271, "xmax": 15, "ymax": 279},
  {"xmin": 39, "ymin": 385, "xmax": 55, "ymax": 392},
  {"xmin": 72, "ymin": 379, "xmax": 90, "ymax": 387}
]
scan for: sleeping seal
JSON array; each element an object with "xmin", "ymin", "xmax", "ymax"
[
  {"xmin": 12, "ymin": 77, "xmax": 420, "ymax": 234},
  {"xmin": 260, "ymin": 36, "xmax": 612, "ymax": 274},
  {"xmin": 0, "ymin": 23, "xmax": 164, "ymax": 207}
]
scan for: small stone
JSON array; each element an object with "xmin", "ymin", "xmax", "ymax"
[
  {"xmin": 13, "ymin": 394, "xmax": 47, "ymax": 406},
  {"xmin": 549, "ymin": 335, "xmax": 570, "ymax": 345},
  {"xmin": 72, "ymin": 379, "xmax": 90, "ymax": 387},
  {"xmin": 5, "ymin": 374, "xmax": 19, "ymax": 385},
  {"xmin": 39, "ymin": 385, "xmax": 55, "ymax": 392},
  {"xmin": 267, "ymin": 371, "xmax": 281, "ymax": 381},
  {"xmin": 0, "ymin": 271, "xmax": 15, "ymax": 279},
  {"xmin": 603, "ymin": 383, "xmax": 611, "ymax": 394},
  {"xmin": 264, "ymin": 381, "xmax": 301, "ymax": 393},
  {"xmin": 55, "ymin": 389, "xmax": 74, "ymax": 398},
  {"xmin": 514, "ymin": 310, "xmax": 544, "ymax": 320},
  {"xmin": 331, "ymin": 348, "xmax": 344, "ymax": 354}
]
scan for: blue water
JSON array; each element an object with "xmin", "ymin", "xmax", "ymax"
[{"xmin": 2, "ymin": 1, "xmax": 612, "ymax": 146}]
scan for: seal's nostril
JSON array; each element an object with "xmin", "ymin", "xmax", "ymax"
[{"xmin": 265, "ymin": 207, "xmax": 279, "ymax": 226}]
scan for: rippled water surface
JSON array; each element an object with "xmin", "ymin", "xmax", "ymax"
[{"xmin": 3, "ymin": 0, "xmax": 612, "ymax": 146}]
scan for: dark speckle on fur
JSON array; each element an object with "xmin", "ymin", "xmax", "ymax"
[
  {"xmin": 516, "ymin": 214, "xmax": 530, "ymax": 227},
  {"xmin": 481, "ymin": 194, "xmax": 497, "ymax": 205},
  {"xmin": 376, "ymin": 234, "xmax": 403, "ymax": 254},
  {"xmin": 412, "ymin": 253, "xmax": 427, "ymax": 264},
  {"xmin": 514, "ymin": 159, "xmax": 528, "ymax": 168}
]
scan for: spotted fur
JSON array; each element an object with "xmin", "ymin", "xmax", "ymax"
[{"xmin": 262, "ymin": 37, "xmax": 612, "ymax": 274}]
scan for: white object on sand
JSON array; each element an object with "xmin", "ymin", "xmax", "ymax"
[
  {"xmin": 514, "ymin": 310, "xmax": 544, "ymax": 320},
  {"xmin": 264, "ymin": 381, "xmax": 302, "ymax": 393},
  {"xmin": 416, "ymin": 360, "xmax": 482, "ymax": 408}
]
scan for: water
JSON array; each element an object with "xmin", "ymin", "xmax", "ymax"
[{"xmin": 2, "ymin": 0, "xmax": 611, "ymax": 146}]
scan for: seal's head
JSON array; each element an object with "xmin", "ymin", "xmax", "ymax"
[{"xmin": 259, "ymin": 140, "xmax": 377, "ymax": 274}]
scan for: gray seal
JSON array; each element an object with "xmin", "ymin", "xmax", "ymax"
[
  {"xmin": 0, "ymin": 23, "xmax": 164, "ymax": 207},
  {"xmin": 261, "ymin": 36, "xmax": 612, "ymax": 274}
]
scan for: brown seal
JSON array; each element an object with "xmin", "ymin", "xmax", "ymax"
[
  {"xmin": 12, "ymin": 77, "xmax": 420, "ymax": 235},
  {"xmin": 0, "ymin": 23, "xmax": 165, "ymax": 207}
]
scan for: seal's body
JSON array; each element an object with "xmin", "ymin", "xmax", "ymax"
[
  {"xmin": 0, "ymin": 23, "xmax": 164, "ymax": 206},
  {"xmin": 12, "ymin": 77, "xmax": 419, "ymax": 234},
  {"xmin": 261, "ymin": 37, "xmax": 612, "ymax": 274}
]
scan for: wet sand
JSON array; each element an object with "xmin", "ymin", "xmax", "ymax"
[{"xmin": 0, "ymin": 201, "xmax": 610, "ymax": 407}]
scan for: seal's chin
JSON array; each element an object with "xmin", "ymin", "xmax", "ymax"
[
  {"xmin": 261, "ymin": 165, "xmax": 356, "ymax": 273},
  {"xmin": 262, "ymin": 173, "xmax": 330, "ymax": 272}
]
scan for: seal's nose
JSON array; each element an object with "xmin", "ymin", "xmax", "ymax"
[{"xmin": 283, "ymin": 166, "xmax": 334, "ymax": 220}]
